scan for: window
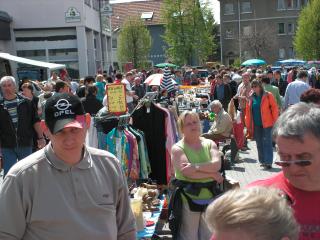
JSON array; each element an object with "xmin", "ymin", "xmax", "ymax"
[
  {"xmin": 84, "ymin": 0, "xmax": 91, "ymax": 7},
  {"xmin": 224, "ymin": 3, "xmax": 234, "ymax": 15},
  {"xmin": 288, "ymin": 23, "xmax": 294, "ymax": 34},
  {"xmin": 288, "ymin": 47, "xmax": 295, "ymax": 58},
  {"xmin": 112, "ymin": 38, "xmax": 117, "ymax": 48},
  {"xmin": 17, "ymin": 50, "xmax": 46, "ymax": 57},
  {"xmin": 277, "ymin": 0, "xmax": 286, "ymax": 9},
  {"xmin": 287, "ymin": 0, "xmax": 298, "ymax": 9},
  {"xmin": 243, "ymin": 26, "xmax": 252, "ymax": 36},
  {"xmin": 225, "ymin": 29, "xmax": 234, "ymax": 39},
  {"xmin": 243, "ymin": 51, "xmax": 251, "ymax": 59},
  {"xmin": 241, "ymin": 2, "xmax": 252, "ymax": 13},
  {"xmin": 141, "ymin": 12, "xmax": 154, "ymax": 20},
  {"xmin": 92, "ymin": 0, "xmax": 99, "ymax": 11},
  {"xmin": 94, "ymin": 38, "xmax": 97, "ymax": 49},
  {"xmin": 279, "ymin": 48, "xmax": 286, "ymax": 58},
  {"xmin": 278, "ymin": 23, "xmax": 285, "ymax": 34},
  {"xmin": 48, "ymin": 48, "xmax": 78, "ymax": 57}
]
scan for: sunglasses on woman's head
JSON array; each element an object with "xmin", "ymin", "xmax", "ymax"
[{"xmin": 274, "ymin": 160, "xmax": 312, "ymax": 167}]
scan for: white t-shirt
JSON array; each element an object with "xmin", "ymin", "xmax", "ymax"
[{"xmin": 121, "ymin": 79, "xmax": 133, "ymax": 103}]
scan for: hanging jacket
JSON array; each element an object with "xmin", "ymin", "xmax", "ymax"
[{"xmin": 245, "ymin": 91, "xmax": 279, "ymax": 138}]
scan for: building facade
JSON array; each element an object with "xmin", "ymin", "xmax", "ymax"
[
  {"xmin": 0, "ymin": 0, "xmax": 113, "ymax": 79},
  {"xmin": 219, "ymin": 0, "xmax": 309, "ymax": 66},
  {"xmin": 110, "ymin": 0, "xmax": 166, "ymax": 70}
]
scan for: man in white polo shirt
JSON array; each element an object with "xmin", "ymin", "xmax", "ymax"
[
  {"xmin": 122, "ymin": 72, "xmax": 137, "ymax": 113},
  {"xmin": 0, "ymin": 93, "xmax": 136, "ymax": 240}
]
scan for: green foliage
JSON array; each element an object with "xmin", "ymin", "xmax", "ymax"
[
  {"xmin": 231, "ymin": 58, "xmax": 241, "ymax": 68},
  {"xmin": 161, "ymin": 0, "xmax": 217, "ymax": 66},
  {"xmin": 294, "ymin": 0, "xmax": 320, "ymax": 60},
  {"xmin": 117, "ymin": 16, "xmax": 152, "ymax": 69}
]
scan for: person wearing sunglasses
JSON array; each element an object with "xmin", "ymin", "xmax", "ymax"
[
  {"xmin": 245, "ymin": 79, "xmax": 279, "ymax": 169},
  {"xmin": 249, "ymin": 102, "xmax": 320, "ymax": 240}
]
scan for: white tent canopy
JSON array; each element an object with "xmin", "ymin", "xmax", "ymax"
[{"xmin": 0, "ymin": 52, "xmax": 65, "ymax": 70}]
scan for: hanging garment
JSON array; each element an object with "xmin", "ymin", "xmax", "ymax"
[
  {"xmin": 128, "ymin": 126, "xmax": 152, "ymax": 179},
  {"xmin": 85, "ymin": 118, "xmax": 98, "ymax": 148},
  {"xmin": 155, "ymin": 104, "xmax": 176, "ymax": 183},
  {"xmin": 132, "ymin": 103, "xmax": 167, "ymax": 184},
  {"xmin": 124, "ymin": 129, "xmax": 140, "ymax": 180},
  {"xmin": 106, "ymin": 128, "xmax": 130, "ymax": 177}
]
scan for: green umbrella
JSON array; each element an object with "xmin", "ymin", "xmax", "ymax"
[{"xmin": 155, "ymin": 63, "xmax": 178, "ymax": 68}]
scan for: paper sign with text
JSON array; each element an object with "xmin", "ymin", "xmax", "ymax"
[{"xmin": 106, "ymin": 84, "xmax": 127, "ymax": 115}]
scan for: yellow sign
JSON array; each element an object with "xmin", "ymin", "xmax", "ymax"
[{"xmin": 106, "ymin": 84, "xmax": 127, "ymax": 115}]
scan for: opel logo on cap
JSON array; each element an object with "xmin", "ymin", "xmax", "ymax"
[{"xmin": 54, "ymin": 99, "xmax": 72, "ymax": 111}]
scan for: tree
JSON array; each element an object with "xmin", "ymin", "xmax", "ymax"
[
  {"xmin": 241, "ymin": 27, "xmax": 276, "ymax": 59},
  {"xmin": 117, "ymin": 16, "xmax": 152, "ymax": 69},
  {"xmin": 294, "ymin": 0, "xmax": 320, "ymax": 60},
  {"xmin": 161, "ymin": 0, "xmax": 217, "ymax": 66}
]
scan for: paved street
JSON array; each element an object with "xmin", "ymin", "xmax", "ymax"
[{"xmin": 226, "ymin": 140, "xmax": 281, "ymax": 186}]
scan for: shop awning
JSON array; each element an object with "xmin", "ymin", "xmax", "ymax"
[{"xmin": 0, "ymin": 52, "xmax": 65, "ymax": 70}]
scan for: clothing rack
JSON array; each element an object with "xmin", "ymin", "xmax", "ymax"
[{"xmin": 118, "ymin": 114, "xmax": 131, "ymax": 128}]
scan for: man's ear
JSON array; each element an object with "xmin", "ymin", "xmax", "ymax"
[{"xmin": 85, "ymin": 113, "xmax": 91, "ymax": 128}]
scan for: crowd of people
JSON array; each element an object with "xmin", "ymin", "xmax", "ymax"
[{"xmin": 0, "ymin": 63, "xmax": 319, "ymax": 239}]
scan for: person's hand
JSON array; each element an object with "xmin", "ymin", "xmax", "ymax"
[
  {"xmin": 37, "ymin": 138, "xmax": 46, "ymax": 149},
  {"xmin": 214, "ymin": 173, "xmax": 224, "ymax": 183},
  {"xmin": 133, "ymin": 95, "xmax": 139, "ymax": 100}
]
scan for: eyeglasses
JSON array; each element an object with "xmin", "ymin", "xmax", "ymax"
[
  {"xmin": 252, "ymin": 85, "xmax": 259, "ymax": 88},
  {"xmin": 274, "ymin": 160, "xmax": 312, "ymax": 167}
]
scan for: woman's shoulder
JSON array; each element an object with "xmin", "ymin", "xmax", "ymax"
[
  {"xmin": 173, "ymin": 140, "xmax": 184, "ymax": 149},
  {"xmin": 200, "ymin": 137, "xmax": 214, "ymax": 147}
]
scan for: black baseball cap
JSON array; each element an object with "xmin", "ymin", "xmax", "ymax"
[{"xmin": 45, "ymin": 93, "xmax": 85, "ymax": 134}]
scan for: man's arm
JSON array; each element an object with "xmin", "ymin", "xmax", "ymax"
[
  {"xmin": 274, "ymin": 87, "xmax": 282, "ymax": 110},
  {"xmin": 0, "ymin": 176, "xmax": 27, "ymax": 239},
  {"xmin": 210, "ymin": 114, "xmax": 231, "ymax": 135},
  {"xmin": 116, "ymin": 170, "xmax": 136, "ymax": 240},
  {"xmin": 283, "ymin": 84, "xmax": 290, "ymax": 110},
  {"xmin": 33, "ymin": 122, "xmax": 46, "ymax": 149}
]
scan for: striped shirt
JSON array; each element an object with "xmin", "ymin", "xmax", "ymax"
[{"xmin": 4, "ymin": 97, "xmax": 19, "ymax": 129}]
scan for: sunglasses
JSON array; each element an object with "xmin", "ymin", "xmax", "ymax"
[{"xmin": 274, "ymin": 160, "xmax": 312, "ymax": 167}]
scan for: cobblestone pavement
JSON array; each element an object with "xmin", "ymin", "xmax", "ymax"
[{"xmin": 226, "ymin": 140, "xmax": 281, "ymax": 186}]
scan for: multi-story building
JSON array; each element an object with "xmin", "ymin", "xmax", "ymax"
[
  {"xmin": 219, "ymin": 0, "xmax": 309, "ymax": 66},
  {"xmin": 110, "ymin": 0, "xmax": 166, "ymax": 70},
  {"xmin": 0, "ymin": 0, "xmax": 113, "ymax": 79}
]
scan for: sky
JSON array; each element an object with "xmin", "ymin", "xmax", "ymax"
[{"xmin": 109, "ymin": 0, "xmax": 220, "ymax": 23}]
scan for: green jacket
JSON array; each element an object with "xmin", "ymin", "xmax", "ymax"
[{"xmin": 263, "ymin": 84, "xmax": 282, "ymax": 109}]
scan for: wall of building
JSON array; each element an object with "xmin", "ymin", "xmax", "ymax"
[
  {"xmin": 148, "ymin": 25, "xmax": 166, "ymax": 65},
  {"xmin": 219, "ymin": 0, "xmax": 305, "ymax": 66},
  {"xmin": 0, "ymin": 0, "xmax": 111, "ymax": 79}
]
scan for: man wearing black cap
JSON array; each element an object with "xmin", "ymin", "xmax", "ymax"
[{"xmin": 0, "ymin": 93, "xmax": 136, "ymax": 240}]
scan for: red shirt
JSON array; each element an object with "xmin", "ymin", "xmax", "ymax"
[{"xmin": 249, "ymin": 172, "xmax": 320, "ymax": 240}]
